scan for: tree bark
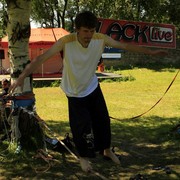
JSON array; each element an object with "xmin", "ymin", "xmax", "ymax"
[
  {"xmin": 6, "ymin": 0, "xmax": 32, "ymax": 94},
  {"xmin": 5, "ymin": 0, "xmax": 36, "ymax": 147}
]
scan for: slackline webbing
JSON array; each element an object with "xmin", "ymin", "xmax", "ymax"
[{"xmin": 110, "ymin": 69, "xmax": 180, "ymax": 121}]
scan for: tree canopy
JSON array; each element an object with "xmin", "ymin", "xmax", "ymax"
[{"xmin": 0, "ymin": 0, "xmax": 179, "ymax": 38}]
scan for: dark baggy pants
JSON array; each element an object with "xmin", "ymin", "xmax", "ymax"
[{"xmin": 67, "ymin": 84, "xmax": 111, "ymax": 157}]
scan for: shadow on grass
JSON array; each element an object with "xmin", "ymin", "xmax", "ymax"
[
  {"xmin": 110, "ymin": 115, "xmax": 180, "ymax": 179},
  {"xmin": 0, "ymin": 116, "xmax": 180, "ymax": 179}
]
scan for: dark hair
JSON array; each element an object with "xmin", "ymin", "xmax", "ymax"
[
  {"xmin": 75, "ymin": 11, "xmax": 98, "ymax": 29},
  {"xmin": 1, "ymin": 78, "xmax": 9, "ymax": 84}
]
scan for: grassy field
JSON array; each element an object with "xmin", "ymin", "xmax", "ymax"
[{"xmin": 0, "ymin": 68, "xmax": 180, "ymax": 179}]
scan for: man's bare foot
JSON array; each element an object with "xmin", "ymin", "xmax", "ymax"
[
  {"xmin": 104, "ymin": 148, "xmax": 120, "ymax": 164},
  {"xmin": 79, "ymin": 157, "xmax": 92, "ymax": 172}
]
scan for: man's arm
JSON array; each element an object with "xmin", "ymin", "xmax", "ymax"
[
  {"xmin": 9, "ymin": 38, "xmax": 64, "ymax": 93},
  {"xmin": 104, "ymin": 34, "xmax": 168, "ymax": 56}
]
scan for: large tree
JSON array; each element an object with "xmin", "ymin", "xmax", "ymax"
[
  {"xmin": 5, "ymin": 0, "xmax": 34, "ymax": 146},
  {"xmin": 5, "ymin": 0, "xmax": 32, "ymax": 94}
]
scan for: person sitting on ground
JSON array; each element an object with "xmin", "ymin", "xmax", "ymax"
[
  {"xmin": 0, "ymin": 78, "xmax": 10, "ymax": 97},
  {"xmin": 0, "ymin": 78, "xmax": 11, "ymax": 137},
  {"xmin": 0, "ymin": 78, "xmax": 11, "ymax": 107}
]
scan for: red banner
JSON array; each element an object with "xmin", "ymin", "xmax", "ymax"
[{"xmin": 98, "ymin": 18, "xmax": 176, "ymax": 49}]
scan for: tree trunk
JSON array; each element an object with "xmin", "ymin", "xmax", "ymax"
[
  {"xmin": 6, "ymin": 0, "xmax": 32, "ymax": 94},
  {"xmin": 5, "ymin": 0, "xmax": 39, "ymax": 149}
]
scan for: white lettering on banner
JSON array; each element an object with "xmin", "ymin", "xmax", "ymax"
[
  {"xmin": 150, "ymin": 27, "xmax": 173, "ymax": 43},
  {"xmin": 98, "ymin": 18, "xmax": 176, "ymax": 48}
]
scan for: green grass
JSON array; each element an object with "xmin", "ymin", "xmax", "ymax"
[{"xmin": 0, "ymin": 68, "xmax": 180, "ymax": 179}]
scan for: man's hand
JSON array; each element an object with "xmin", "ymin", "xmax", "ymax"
[{"xmin": 8, "ymin": 77, "xmax": 24, "ymax": 94}]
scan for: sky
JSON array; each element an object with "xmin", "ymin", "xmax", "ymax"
[{"xmin": 30, "ymin": 21, "xmax": 40, "ymax": 28}]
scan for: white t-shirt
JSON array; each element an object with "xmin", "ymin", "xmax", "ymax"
[{"xmin": 60, "ymin": 33, "xmax": 106, "ymax": 97}]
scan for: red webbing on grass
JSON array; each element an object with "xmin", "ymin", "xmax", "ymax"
[{"xmin": 110, "ymin": 69, "xmax": 180, "ymax": 121}]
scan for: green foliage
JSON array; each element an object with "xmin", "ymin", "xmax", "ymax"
[
  {"xmin": 0, "ymin": 0, "xmax": 179, "ymax": 35},
  {"xmin": 0, "ymin": 21, "xmax": 5, "ymax": 38},
  {"xmin": 166, "ymin": 0, "xmax": 180, "ymax": 38},
  {"xmin": 33, "ymin": 80, "xmax": 60, "ymax": 88},
  {"xmin": 50, "ymin": 80, "xmax": 60, "ymax": 87},
  {"xmin": 0, "ymin": 0, "xmax": 7, "ymax": 38},
  {"xmin": 29, "ymin": 0, "xmax": 179, "ymax": 35},
  {"xmin": 31, "ymin": 0, "xmax": 68, "ymax": 28},
  {"xmin": 32, "ymin": 75, "xmax": 135, "ymax": 87},
  {"xmin": 99, "ymin": 75, "xmax": 136, "ymax": 83}
]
